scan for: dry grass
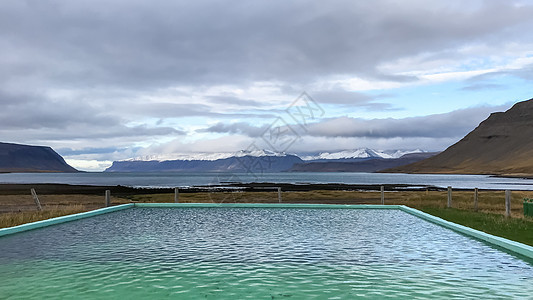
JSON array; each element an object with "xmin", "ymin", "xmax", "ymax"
[
  {"xmin": 0, "ymin": 204, "xmax": 88, "ymax": 228},
  {"xmin": 0, "ymin": 194, "xmax": 130, "ymax": 228},
  {"xmin": 0, "ymin": 194, "xmax": 129, "ymax": 213}
]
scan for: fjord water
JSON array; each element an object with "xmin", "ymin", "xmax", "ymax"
[
  {"xmin": 1, "ymin": 172, "xmax": 533, "ymax": 189},
  {"xmin": 0, "ymin": 208, "xmax": 532, "ymax": 298}
]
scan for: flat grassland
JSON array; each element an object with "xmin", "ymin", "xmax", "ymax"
[{"xmin": 1, "ymin": 185, "xmax": 532, "ymax": 246}]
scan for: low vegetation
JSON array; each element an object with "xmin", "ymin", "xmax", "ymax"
[
  {"xmin": 416, "ymin": 207, "xmax": 533, "ymax": 246},
  {"xmin": 0, "ymin": 205, "xmax": 87, "ymax": 228},
  {"xmin": 0, "ymin": 194, "xmax": 129, "ymax": 228}
]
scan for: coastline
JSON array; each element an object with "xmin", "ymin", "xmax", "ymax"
[{"xmin": 0, "ymin": 182, "xmax": 469, "ymax": 196}]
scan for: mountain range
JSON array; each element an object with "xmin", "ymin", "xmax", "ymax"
[
  {"xmin": 104, "ymin": 148, "xmax": 429, "ymax": 172},
  {"xmin": 290, "ymin": 152, "xmax": 438, "ymax": 172}
]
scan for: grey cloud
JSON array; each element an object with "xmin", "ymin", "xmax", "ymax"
[
  {"xmin": 56, "ymin": 147, "xmax": 133, "ymax": 156},
  {"xmin": 0, "ymin": 90, "xmax": 185, "ymax": 144},
  {"xmin": 311, "ymin": 90, "xmax": 397, "ymax": 110},
  {"xmin": 509, "ymin": 63, "xmax": 533, "ymax": 81},
  {"xmin": 0, "ymin": 90, "xmax": 119, "ymax": 130},
  {"xmin": 203, "ymin": 105, "xmax": 510, "ymax": 139},
  {"xmin": 199, "ymin": 122, "xmax": 269, "ymax": 138},
  {"xmin": 1, "ymin": 0, "xmax": 532, "ymax": 90},
  {"xmin": 460, "ymin": 83, "xmax": 504, "ymax": 91},
  {"xmin": 0, "ymin": 124, "xmax": 184, "ymax": 142},
  {"xmin": 104, "ymin": 100, "xmax": 277, "ymax": 119},
  {"xmin": 306, "ymin": 105, "xmax": 510, "ymax": 138},
  {"xmin": 207, "ymin": 96, "xmax": 266, "ymax": 107},
  {"xmin": 463, "ymin": 63, "xmax": 533, "ymax": 86},
  {"xmin": 130, "ymin": 103, "xmax": 216, "ymax": 118}
]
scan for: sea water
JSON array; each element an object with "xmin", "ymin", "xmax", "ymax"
[{"xmin": 1, "ymin": 172, "xmax": 533, "ymax": 190}]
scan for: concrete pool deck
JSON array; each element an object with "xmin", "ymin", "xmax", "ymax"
[{"xmin": 1, "ymin": 203, "xmax": 532, "ymax": 260}]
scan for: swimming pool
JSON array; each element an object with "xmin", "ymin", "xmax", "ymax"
[{"xmin": 0, "ymin": 205, "xmax": 532, "ymax": 298}]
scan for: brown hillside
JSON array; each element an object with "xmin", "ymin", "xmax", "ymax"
[{"xmin": 385, "ymin": 98, "xmax": 533, "ymax": 176}]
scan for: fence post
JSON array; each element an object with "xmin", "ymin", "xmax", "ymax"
[
  {"xmin": 105, "ymin": 190, "xmax": 111, "ymax": 207},
  {"xmin": 174, "ymin": 187, "xmax": 179, "ymax": 203},
  {"xmin": 474, "ymin": 188, "xmax": 478, "ymax": 212},
  {"xmin": 30, "ymin": 188, "xmax": 42, "ymax": 211},
  {"xmin": 278, "ymin": 187, "xmax": 282, "ymax": 203},
  {"xmin": 505, "ymin": 190, "xmax": 511, "ymax": 217},
  {"xmin": 447, "ymin": 186, "xmax": 452, "ymax": 208},
  {"xmin": 380, "ymin": 186, "xmax": 385, "ymax": 205}
]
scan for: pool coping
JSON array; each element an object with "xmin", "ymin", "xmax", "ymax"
[
  {"xmin": 398, "ymin": 206, "xmax": 533, "ymax": 259},
  {"xmin": 133, "ymin": 203, "xmax": 401, "ymax": 209},
  {"xmin": 1, "ymin": 203, "xmax": 532, "ymax": 260}
]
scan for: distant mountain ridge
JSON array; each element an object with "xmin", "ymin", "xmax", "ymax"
[
  {"xmin": 106, "ymin": 153, "xmax": 304, "ymax": 172},
  {"xmin": 0, "ymin": 142, "xmax": 78, "ymax": 173},
  {"xmin": 105, "ymin": 148, "xmax": 429, "ymax": 173},
  {"xmin": 301, "ymin": 148, "xmax": 424, "ymax": 161},
  {"xmin": 125, "ymin": 149, "xmax": 288, "ymax": 162},
  {"xmin": 290, "ymin": 152, "xmax": 438, "ymax": 172},
  {"xmin": 385, "ymin": 98, "xmax": 533, "ymax": 176}
]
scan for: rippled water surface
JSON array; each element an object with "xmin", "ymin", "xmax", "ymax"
[{"xmin": 1, "ymin": 208, "xmax": 532, "ymax": 299}]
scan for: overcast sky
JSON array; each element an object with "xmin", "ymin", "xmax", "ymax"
[{"xmin": 2, "ymin": 0, "xmax": 533, "ymax": 171}]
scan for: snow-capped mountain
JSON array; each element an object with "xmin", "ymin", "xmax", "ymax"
[
  {"xmin": 300, "ymin": 148, "xmax": 424, "ymax": 161},
  {"xmin": 105, "ymin": 148, "xmax": 431, "ymax": 173},
  {"xmin": 126, "ymin": 149, "xmax": 288, "ymax": 162},
  {"xmin": 106, "ymin": 149, "xmax": 301, "ymax": 172}
]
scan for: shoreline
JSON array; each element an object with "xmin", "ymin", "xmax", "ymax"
[{"xmin": 0, "ymin": 182, "xmax": 505, "ymax": 196}]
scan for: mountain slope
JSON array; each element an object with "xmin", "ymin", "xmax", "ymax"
[
  {"xmin": 385, "ymin": 98, "xmax": 533, "ymax": 175},
  {"xmin": 0, "ymin": 142, "xmax": 78, "ymax": 173}
]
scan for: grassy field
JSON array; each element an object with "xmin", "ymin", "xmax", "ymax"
[
  {"xmin": 416, "ymin": 207, "xmax": 533, "ymax": 246},
  {"xmin": 1, "ymin": 188, "xmax": 532, "ymax": 246}
]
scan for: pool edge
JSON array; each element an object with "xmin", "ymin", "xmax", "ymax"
[
  {"xmin": 133, "ymin": 203, "xmax": 402, "ymax": 209},
  {"xmin": 0, "ymin": 203, "xmax": 134, "ymax": 237},
  {"xmin": 2, "ymin": 203, "xmax": 532, "ymax": 261},
  {"xmin": 399, "ymin": 205, "xmax": 533, "ymax": 260}
]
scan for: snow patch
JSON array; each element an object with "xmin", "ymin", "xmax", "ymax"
[
  {"xmin": 301, "ymin": 148, "xmax": 424, "ymax": 160},
  {"xmin": 124, "ymin": 149, "xmax": 288, "ymax": 162}
]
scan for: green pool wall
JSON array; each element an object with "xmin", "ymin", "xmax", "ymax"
[
  {"xmin": 398, "ymin": 206, "xmax": 533, "ymax": 259},
  {"xmin": 1, "ymin": 202, "xmax": 532, "ymax": 260}
]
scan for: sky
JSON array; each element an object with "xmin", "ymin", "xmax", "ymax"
[{"xmin": 1, "ymin": 0, "xmax": 533, "ymax": 171}]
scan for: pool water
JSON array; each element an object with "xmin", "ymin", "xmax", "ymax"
[{"xmin": 0, "ymin": 208, "xmax": 532, "ymax": 298}]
